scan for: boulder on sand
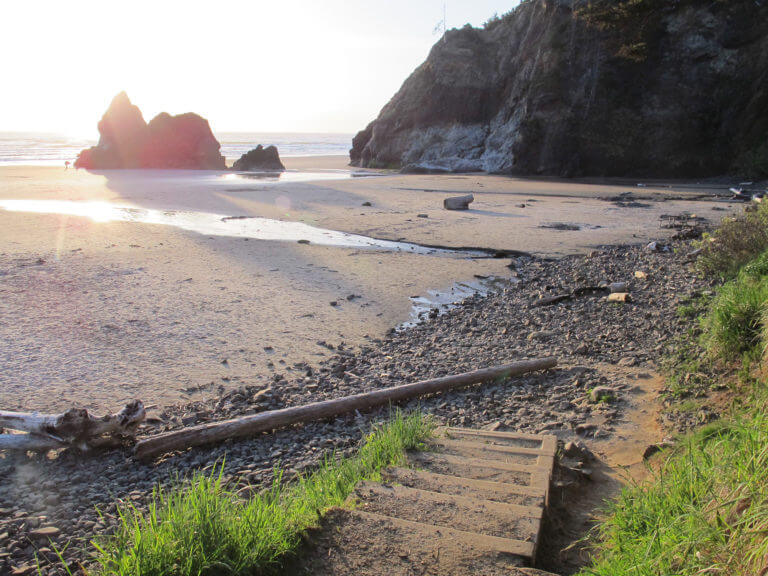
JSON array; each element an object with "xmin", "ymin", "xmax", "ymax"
[
  {"xmin": 74, "ymin": 92, "xmax": 226, "ymax": 170},
  {"xmin": 232, "ymin": 145, "xmax": 286, "ymax": 171}
]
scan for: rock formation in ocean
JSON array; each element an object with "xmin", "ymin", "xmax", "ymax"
[
  {"xmin": 350, "ymin": 0, "xmax": 768, "ymax": 178},
  {"xmin": 232, "ymin": 145, "xmax": 286, "ymax": 171},
  {"xmin": 75, "ymin": 92, "xmax": 226, "ymax": 170}
]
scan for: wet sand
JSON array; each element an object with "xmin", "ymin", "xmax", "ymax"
[{"xmin": 0, "ymin": 158, "xmax": 736, "ymax": 412}]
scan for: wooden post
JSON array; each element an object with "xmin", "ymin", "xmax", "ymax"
[{"xmin": 135, "ymin": 358, "xmax": 557, "ymax": 460}]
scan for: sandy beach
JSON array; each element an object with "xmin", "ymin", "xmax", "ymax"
[{"xmin": 0, "ymin": 157, "xmax": 736, "ymax": 413}]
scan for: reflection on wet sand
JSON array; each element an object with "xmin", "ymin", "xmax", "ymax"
[{"xmin": 0, "ymin": 199, "xmax": 481, "ymax": 255}]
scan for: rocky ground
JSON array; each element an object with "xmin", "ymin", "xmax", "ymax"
[{"xmin": 0, "ymin": 234, "xmax": 717, "ymax": 575}]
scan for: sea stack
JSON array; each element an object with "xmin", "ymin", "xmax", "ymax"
[
  {"xmin": 74, "ymin": 92, "xmax": 226, "ymax": 170},
  {"xmin": 350, "ymin": 0, "xmax": 768, "ymax": 178},
  {"xmin": 232, "ymin": 145, "xmax": 286, "ymax": 171}
]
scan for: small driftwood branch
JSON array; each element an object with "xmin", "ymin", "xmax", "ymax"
[
  {"xmin": 0, "ymin": 401, "xmax": 146, "ymax": 453},
  {"xmin": 0, "ymin": 433, "xmax": 65, "ymax": 452},
  {"xmin": 135, "ymin": 358, "xmax": 557, "ymax": 460},
  {"xmin": 532, "ymin": 285, "xmax": 610, "ymax": 307}
]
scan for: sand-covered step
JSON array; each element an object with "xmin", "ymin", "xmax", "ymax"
[
  {"xmin": 444, "ymin": 428, "xmax": 557, "ymax": 456},
  {"xmin": 351, "ymin": 480, "xmax": 543, "ymax": 541},
  {"xmin": 429, "ymin": 437, "xmax": 550, "ymax": 467},
  {"xmin": 296, "ymin": 507, "xmax": 560, "ymax": 576},
  {"xmin": 381, "ymin": 466, "xmax": 544, "ymax": 507},
  {"xmin": 408, "ymin": 451, "xmax": 550, "ymax": 489}
]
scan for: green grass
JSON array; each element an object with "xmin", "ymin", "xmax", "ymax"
[
  {"xmin": 580, "ymin": 392, "xmax": 768, "ymax": 576},
  {"xmin": 581, "ymin": 205, "xmax": 768, "ymax": 576},
  {"xmin": 91, "ymin": 410, "xmax": 434, "ymax": 576},
  {"xmin": 702, "ymin": 273, "xmax": 768, "ymax": 361}
]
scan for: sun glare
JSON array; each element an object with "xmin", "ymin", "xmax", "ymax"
[{"xmin": 0, "ymin": 200, "xmax": 120, "ymax": 223}]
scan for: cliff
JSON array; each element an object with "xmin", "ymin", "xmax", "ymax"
[
  {"xmin": 351, "ymin": 0, "xmax": 768, "ymax": 178},
  {"xmin": 75, "ymin": 93, "xmax": 226, "ymax": 170}
]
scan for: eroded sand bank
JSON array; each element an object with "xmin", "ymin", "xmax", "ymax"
[{"xmin": 0, "ymin": 158, "xmax": 736, "ymax": 412}]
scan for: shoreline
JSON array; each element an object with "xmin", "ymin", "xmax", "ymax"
[{"xmin": 0, "ymin": 162, "xmax": 738, "ymax": 414}]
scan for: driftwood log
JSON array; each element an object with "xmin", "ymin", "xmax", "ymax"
[
  {"xmin": 0, "ymin": 400, "xmax": 146, "ymax": 452},
  {"xmin": 135, "ymin": 358, "xmax": 557, "ymax": 460},
  {"xmin": 443, "ymin": 194, "xmax": 474, "ymax": 210}
]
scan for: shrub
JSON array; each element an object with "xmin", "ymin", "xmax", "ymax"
[
  {"xmin": 698, "ymin": 204, "xmax": 768, "ymax": 280},
  {"xmin": 703, "ymin": 273, "xmax": 768, "ymax": 361}
]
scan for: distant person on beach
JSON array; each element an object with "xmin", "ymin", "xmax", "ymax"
[{"xmin": 64, "ymin": 160, "xmax": 70, "ymax": 170}]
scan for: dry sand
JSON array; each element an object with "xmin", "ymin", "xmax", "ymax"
[{"xmin": 0, "ymin": 158, "xmax": 736, "ymax": 413}]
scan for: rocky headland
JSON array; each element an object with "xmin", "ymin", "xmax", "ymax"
[
  {"xmin": 74, "ymin": 92, "xmax": 227, "ymax": 170},
  {"xmin": 351, "ymin": 0, "xmax": 768, "ymax": 178}
]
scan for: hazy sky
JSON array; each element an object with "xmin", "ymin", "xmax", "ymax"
[{"xmin": 1, "ymin": 0, "xmax": 519, "ymax": 137}]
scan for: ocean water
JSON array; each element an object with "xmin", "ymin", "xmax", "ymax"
[{"xmin": 0, "ymin": 132, "xmax": 353, "ymax": 166}]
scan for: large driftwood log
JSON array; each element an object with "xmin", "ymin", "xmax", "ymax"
[
  {"xmin": 0, "ymin": 400, "xmax": 146, "ymax": 452},
  {"xmin": 135, "ymin": 358, "xmax": 557, "ymax": 460}
]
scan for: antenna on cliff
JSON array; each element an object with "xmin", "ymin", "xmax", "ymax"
[{"xmin": 433, "ymin": 2, "xmax": 447, "ymax": 41}]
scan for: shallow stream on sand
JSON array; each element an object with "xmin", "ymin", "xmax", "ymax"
[{"xmin": 0, "ymin": 199, "xmax": 486, "ymax": 256}]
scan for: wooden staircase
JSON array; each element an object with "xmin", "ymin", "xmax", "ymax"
[{"xmin": 299, "ymin": 427, "xmax": 558, "ymax": 576}]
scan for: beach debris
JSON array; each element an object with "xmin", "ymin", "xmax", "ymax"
[
  {"xmin": 607, "ymin": 292, "xmax": 632, "ymax": 303},
  {"xmin": 417, "ymin": 213, "xmax": 429, "ymax": 218},
  {"xmin": 540, "ymin": 222, "xmax": 581, "ymax": 231},
  {"xmin": 609, "ymin": 282, "xmax": 628, "ymax": 293},
  {"xmin": 533, "ymin": 294, "xmax": 572, "ymax": 307},
  {"xmin": 0, "ymin": 401, "xmax": 146, "ymax": 453},
  {"xmin": 362, "ymin": 201, "xmax": 373, "ymax": 206},
  {"xmin": 531, "ymin": 284, "xmax": 611, "ymax": 307},
  {"xmin": 730, "ymin": 187, "xmax": 751, "ymax": 201},
  {"xmin": 645, "ymin": 241, "xmax": 670, "ymax": 252},
  {"xmin": 443, "ymin": 194, "xmax": 474, "ymax": 210},
  {"xmin": 634, "ymin": 270, "xmax": 648, "ymax": 280},
  {"xmin": 134, "ymin": 358, "xmax": 558, "ymax": 460}
]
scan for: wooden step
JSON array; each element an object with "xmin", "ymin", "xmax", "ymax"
[
  {"xmin": 429, "ymin": 437, "xmax": 554, "ymax": 468},
  {"xmin": 381, "ymin": 466, "xmax": 544, "ymax": 507},
  {"xmin": 347, "ymin": 508, "xmax": 535, "ymax": 559},
  {"xmin": 444, "ymin": 428, "xmax": 557, "ymax": 455},
  {"xmin": 351, "ymin": 480, "xmax": 543, "ymax": 541},
  {"xmin": 408, "ymin": 451, "xmax": 551, "ymax": 492},
  {"xmin": 295, "ymin": 507, "xmax": 555, "ymax": 576}
]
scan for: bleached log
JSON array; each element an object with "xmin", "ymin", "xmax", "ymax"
[
  {"xmin": 135, "ymin": 358, "xmax": 557, "ymax": 460},
  {"xmin": 0, "ymin": 401, "xmax": 146, "ymax": 452},
  {"xmin": 443, "ymin": 194, "xmax": 474, "ymax": 210}
]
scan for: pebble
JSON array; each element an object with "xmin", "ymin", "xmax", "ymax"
[{"xmin": 29, "ymin": 526, "xmax": 60, "ymax": 540}]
